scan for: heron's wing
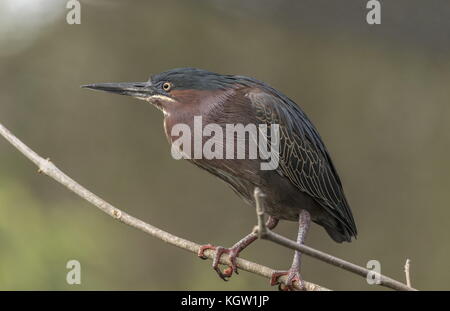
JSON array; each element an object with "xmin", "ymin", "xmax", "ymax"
[{"xmin": 247, "ymin": 89, "xmax": 357, "ymax": 237}]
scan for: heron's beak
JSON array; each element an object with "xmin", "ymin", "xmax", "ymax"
[{"xmin": 81, "ymin": 81, "xmax": 159, "ymax": 99}]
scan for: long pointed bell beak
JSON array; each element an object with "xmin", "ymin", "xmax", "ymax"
[{"xmin": 81, "ymin": 81, "xmax": 158, "ymax": 99}]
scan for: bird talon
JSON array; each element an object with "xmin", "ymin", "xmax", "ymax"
[
  {"xmin": 198, "ymin": 244, "xmax": 241, "ymax": 281},
  {"xmin": 270, "ymin": 271, "xmax": 286, "ymax": 286},
  {"xmin": 197, "ymin": 244, "xmax": 216, "ymax": 260},
  {"xmin": 215, "ymin": 266, "xmax": 232, "ymax": 281},
  {"xmin": 223, "ymin": 266, "xmax": 234, "ymax": 278},
  {"xmin": 270, "ymin": 270, "xmax": 305, "ymax": 291}
]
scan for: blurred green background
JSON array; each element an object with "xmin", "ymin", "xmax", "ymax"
[{"xmin": 0, "ymin": 0, "xmax": 449, "ymax": 290}]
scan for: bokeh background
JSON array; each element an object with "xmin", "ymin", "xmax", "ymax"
[{"xmin": 0, "ymin": 0, "xmax": 449, "ymax": 290}]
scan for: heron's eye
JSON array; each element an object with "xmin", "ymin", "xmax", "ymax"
[{"xmin": 162, "ymin": 82, "xmax": 172, "ymax": 92}]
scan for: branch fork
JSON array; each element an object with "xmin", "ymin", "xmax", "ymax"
[{"xmin": 251, "ymin": 187, "xmax": 417, "ymax": 291}]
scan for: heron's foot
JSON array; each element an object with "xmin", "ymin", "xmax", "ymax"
[
  {"xmin": 197, "ymin": 244, "xmax": 240, "ymax": 281},
  {"xmin": 270, "ymin": 269, "xmax": 306, "ymax": 291}
]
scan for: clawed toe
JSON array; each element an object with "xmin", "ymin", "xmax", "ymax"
[
  {"xmin": 197, "ymin": 244, "xmax": 240, "ymax": 281},
  {"xmin": 198, "ymin": 244, "xmax": 216, "ymax": 259},
  {"xmin": 270, "ymin": 270, "xmax": 305, "ymax": 291}
]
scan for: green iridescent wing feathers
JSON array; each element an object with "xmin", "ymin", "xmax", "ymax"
[{"xmin": 248, "ymin": 90, "xmax": 357, "ymax": 236}]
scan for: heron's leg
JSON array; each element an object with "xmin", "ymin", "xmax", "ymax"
[
  {"xmin": 270, "ymin": 209, "xmax": 311, "ymax": 291},
  {"xmin": 198, "ymin": 216, "xmax": 279, "ymax": 281}
]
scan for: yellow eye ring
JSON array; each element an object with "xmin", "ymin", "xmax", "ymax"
[{"xmin": 162, "ymin": 82, "xmax": 172, "ymax": 92}]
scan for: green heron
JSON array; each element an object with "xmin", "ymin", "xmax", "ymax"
[{"xmin": 83, "ymin": 68, "xmax": 357, "ymax": 290}]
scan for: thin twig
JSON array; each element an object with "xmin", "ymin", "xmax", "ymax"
[
  {"xmin": 0, "ymin": 121, "xmax": 328, "ymax": 291},
  {"xmin": 252, "ymin": 188, "xmax": 418, "ymax": 291},
  {"xmin": 253, "ymin": 187, "xmax": 267, "ymax": 239},
  {"xmin": 404, "ymin": 259, "xmax": 411, "ymax": 287}
]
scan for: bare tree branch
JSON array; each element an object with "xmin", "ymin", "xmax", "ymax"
[
  {"xmin": 0, "ymin": 121, "xmax": 327, "ymax": 291},
  {"xmin": 252, "ymin": 188, "xmax": 417, "ymax": 291}
]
